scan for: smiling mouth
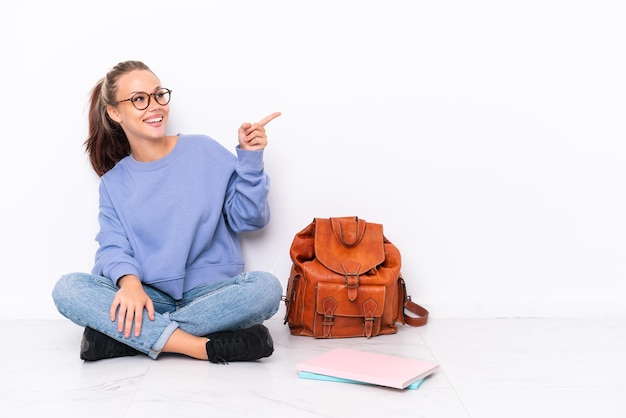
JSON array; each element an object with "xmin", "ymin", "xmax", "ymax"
[{"xmin": 145, "ymin": 117, "xmax": 163, "ymax": 123}]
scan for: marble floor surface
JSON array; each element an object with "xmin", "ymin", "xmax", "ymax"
[{"xmin": 1, "ymin": 312, "xmax": 625, "ymax": 418}]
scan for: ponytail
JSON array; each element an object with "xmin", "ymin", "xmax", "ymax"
[{"xmin": 83, "ymin": 60, "xmax": 151, "ymax": 176}]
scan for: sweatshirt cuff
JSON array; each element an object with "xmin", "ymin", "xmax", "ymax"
[
  {"xmin": 235, "ymin": 146, "xmax": 264, "ymax": 171},
  {"xmin": 109, "ymin": 263, "xmax": 141, "ymax": 287}
]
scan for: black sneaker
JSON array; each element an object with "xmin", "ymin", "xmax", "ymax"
[
  {"xmin": 205, "ymin": 324, "xmax": 274, "ymax": 364},
  {"xmin": 80, "ymin": 327, "xmax": 142, "ymax": 361}
]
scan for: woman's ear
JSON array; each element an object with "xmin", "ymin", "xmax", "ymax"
[{"xmin": 106, "ymin": 105, "xmax": 121, "ymax": 124}]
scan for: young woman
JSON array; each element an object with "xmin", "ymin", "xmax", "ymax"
[{"xmin": 52, "ymin": 60, "xmax": 283, "ymax": 363}]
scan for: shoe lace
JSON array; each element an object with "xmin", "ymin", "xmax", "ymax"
[{"xmin": 210, "ymin": 336, "xmax": 246, "ymax": 364}]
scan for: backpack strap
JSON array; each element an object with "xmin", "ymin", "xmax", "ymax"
[{"xmin": 399, "ymin": 277, "xmax": 429, "ymax": 327}]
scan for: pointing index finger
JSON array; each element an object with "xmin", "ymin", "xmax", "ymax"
[{"xmin": 257, "ymin": 112, "xmax": 282, "ymax": 127}]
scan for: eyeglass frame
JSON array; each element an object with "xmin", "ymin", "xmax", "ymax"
[{"xmin": 116, "ymin": 88, "xmax": 172, "ymax": 110}]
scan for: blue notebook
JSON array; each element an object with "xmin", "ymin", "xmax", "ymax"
[{"xmin": 298, "ymin": 371, "xmax": 425, "ymax": 390}]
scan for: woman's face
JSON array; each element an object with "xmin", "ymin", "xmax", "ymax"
[{"xmin": 107, "ymin": 69, "xmax": 170, "ymax": 143}]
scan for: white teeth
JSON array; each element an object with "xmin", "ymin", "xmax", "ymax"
[{"xmin": 145, "ymin": 117, "xmax": 163, "ymax": 123}]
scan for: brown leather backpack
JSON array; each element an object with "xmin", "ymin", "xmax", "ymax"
[{"xmin": 283, "ymin": 216, "xmax": 429, "ymax": 338}]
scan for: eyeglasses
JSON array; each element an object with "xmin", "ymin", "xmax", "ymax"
[{"xmin": 116, "ymin": 88, "xmax": 172, "ymax": 110}]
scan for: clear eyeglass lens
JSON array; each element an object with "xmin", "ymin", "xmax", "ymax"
[
  {"xmin": 154, "ymin": 89, "xmax": 171, "ymax": 106},
  {"xmin": 131, "ymin": 93, "xmax": 150, "ymax": 110}
]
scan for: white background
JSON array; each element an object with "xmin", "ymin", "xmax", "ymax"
[{"xmin": 3, "ymin": 0, "xmax": 625, "ymax": 320}]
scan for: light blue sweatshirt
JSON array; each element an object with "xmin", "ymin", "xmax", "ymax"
[{"xmin": 91, "ymin": 134, "xmax": 270, "ymax": 299}]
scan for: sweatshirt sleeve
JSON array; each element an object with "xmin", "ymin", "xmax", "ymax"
[
  {"xmin": 91, "ymin": 180, "xmax": 142, "ymax": 285},
  {"xmin": 223, "ymin": 147, "xmax": 271, "ymax": 232}
]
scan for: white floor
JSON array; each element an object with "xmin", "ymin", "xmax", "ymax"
[{"xmin": 1, "ymin": 311, "xmax": 625, "ymax": 418}]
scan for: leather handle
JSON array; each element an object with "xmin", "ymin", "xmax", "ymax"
[{"xmin": 330, "ymin": 216, "xmax": 366, "ymax": 247}]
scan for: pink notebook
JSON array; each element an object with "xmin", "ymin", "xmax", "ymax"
[{"xmin": 296, "ymin": 347, "xmax": 439, "ymax": 389}]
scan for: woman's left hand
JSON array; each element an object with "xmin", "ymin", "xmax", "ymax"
[{"xmin": 238, "ymin": 112, "xmax": 281, "ymax": 150}]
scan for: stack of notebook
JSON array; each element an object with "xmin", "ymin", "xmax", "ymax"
[{"xmin": 296, "ymin": 347, "xmax": 439, "ymax": 390}]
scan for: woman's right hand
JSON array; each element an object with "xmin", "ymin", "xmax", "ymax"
[{"xmin": 110, "ymin": 274, "xmax": 155, "ymax": 338}]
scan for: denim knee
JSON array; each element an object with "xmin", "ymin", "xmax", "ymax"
[
  {"xmin": 248, "ymin": 271, "xmax": 283, "ymax": 300},
  {"xmin": 51, "ymin": 272, "xmax": 80, "ymax": 310},
  {"xmin": 51, "ymin": 272, "xmax": 116, "ymax": 320}
]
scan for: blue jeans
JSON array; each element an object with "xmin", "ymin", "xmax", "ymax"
[{"xmin": 51, "ymin": 271, "xmax": 283, "ymax": 359}]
